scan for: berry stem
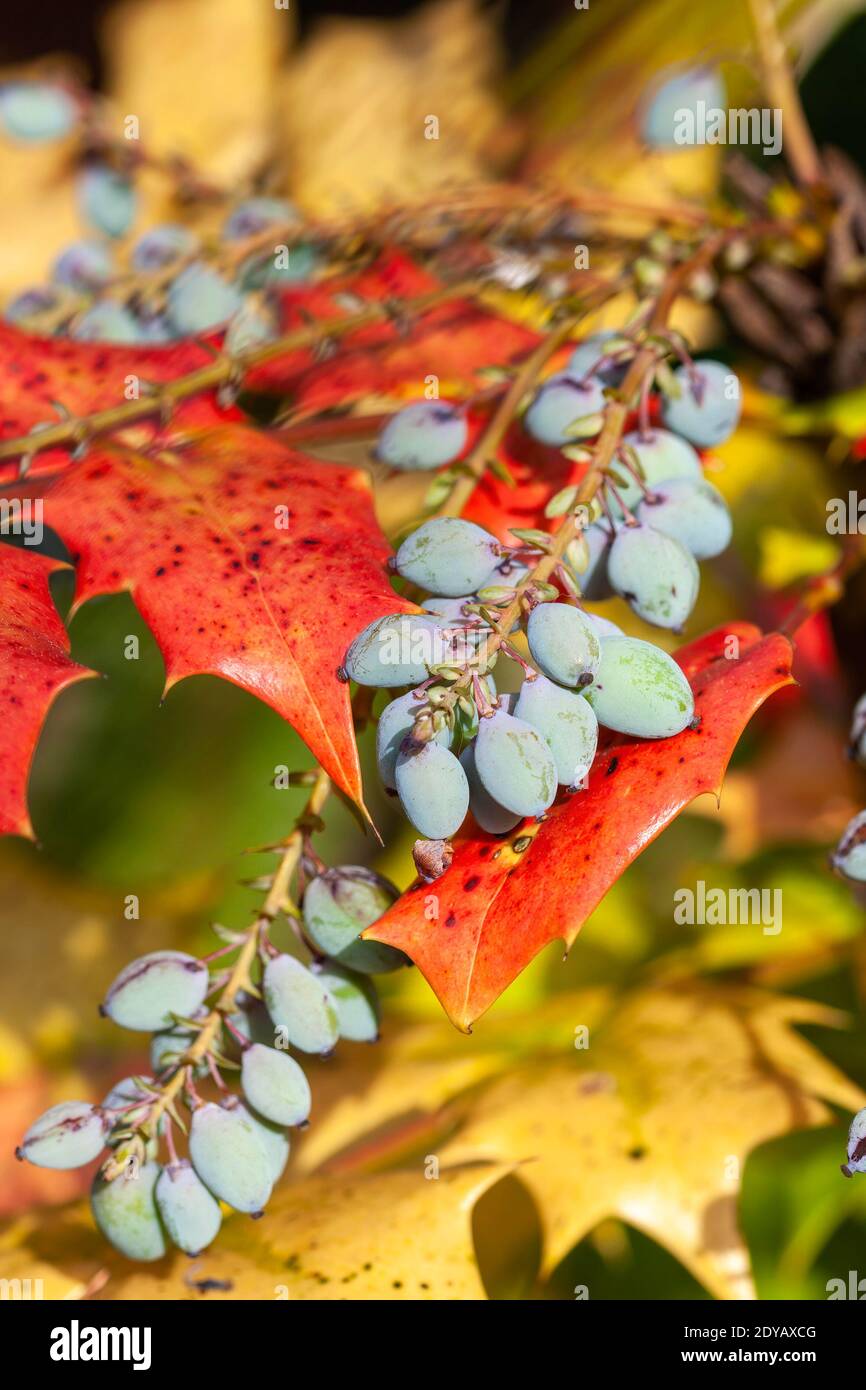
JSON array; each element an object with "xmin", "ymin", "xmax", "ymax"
[
  {"xmin": 132, "ymin": 768, "xmax": 331, "ymax": 1147},
  {"xmin": 603, "ymin": 476, "xmax": 637, "ymax": 524},
  {"xmin": 164, "ymin": 1117, "xmax": 179, "ymax": 1167},
  {"xmin": 475, "ymin": 230, "xmax": 736, "ymax": 661},
  {"xmin": 779, "ymin": 538, "xmax": 866, "ymax": 637},
  {"xmin": 746, "ymin": 0, "xmax": 823, "ymax": 187},
  {"xmin": 437, "ymin": 279, "xmax": 627, "ymax": 518}
]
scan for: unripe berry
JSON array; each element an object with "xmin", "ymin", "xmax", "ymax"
[
  {"xmin": 91, "ymin": 1162, "xmax": 166, "ymax": 1262},
  {"xmin": 156, "ymin": 1161, "xmax": 222, "ymax": 1255},
  {"xmin": 189, "ymin": 1099, "xmax": 274, "ymax": 1214},
  {"xmin": 101, "ymin": 951, "xmax": 209, "ymax": 1032},
  {"xmin": 18, "ymin": 1101, "xmax": 107, "ymax": 1170}
]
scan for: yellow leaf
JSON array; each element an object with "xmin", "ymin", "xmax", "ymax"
[
  {"xmin": 297, "ymin": 985, "xmax": 863, "ymax": 1299},
  {"xmin": 103, "ymin": 0, "xmax": 290, "ymax": 186},
  {"xmin": 0, "ymin": 130, "xmax": 81, "ymax": 299},
  {"xmin": 779, "ymin": 387, "xmax": 866, "ymax": 441},
  {"xmin": 656, "ymin": 866, "xmax": 862, "ymax": 984},
  {"xmin": 0, "ymin": 1164, "xmax": 512, "ymax": 1301},
  {"xmin": 276, "ymin": 0, "xmax": 504, "ymax": 215},
  {"xmin": 758, "ymin": 526, "xmax": 839, "ymax": 590},
  {"xmin": 0, "ymin": 841, "xmax": 212, "ymax": 1069}
]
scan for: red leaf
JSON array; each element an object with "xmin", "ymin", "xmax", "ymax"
[
  {"xmin": 0, "ymin": 546, "xmax": 94, "ymax": 838},
  {"xmin": 247, "ymin": 249, "xmax": 540, "ymax": 413},
  {"xmin": 41, "ymin": 425, "xmax": 413, "ymax": 815},
  {"xmin": 0, "ymin": 323, "xmax": 235, "ymax": 484},
  {"xmin": 365, "ymin": 624, "xmax": 795, "ymax": 1030}
]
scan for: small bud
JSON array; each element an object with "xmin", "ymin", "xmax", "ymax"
[
  {"xmin": 544, "ymin": 485, "xmax": 579, "ymax": 519},
  {"xmin": 476, "ymin": 585, "xmax": 517, "ymax": 604},
  {"xmin": 633, "ymin": 256, "xmax": 666, "ymax": 291}
]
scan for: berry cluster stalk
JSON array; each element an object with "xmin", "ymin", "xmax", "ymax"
[
  {"xmin": 134, "ymin": 768, "xmax": 331, "ymax": 1146},
  {"xmin": 438, "ymin": 280, "xmax": 627, "ymax": 519},
  {"xmin": 446, "ymin": 231, "xmax": 737, "ymax": 668}
]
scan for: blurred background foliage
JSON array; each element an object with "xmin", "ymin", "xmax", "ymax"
[{"xmin": 2, "ymin": 0, "xmax": 866, "ymax": 1300}]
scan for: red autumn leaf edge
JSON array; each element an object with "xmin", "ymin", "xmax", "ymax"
[
  {"xmin": 0, "ymin": 547, "xmax": 95, "ymax": 837},
  {"xmin": 364, "ymin": 622, "xmax": 795, "ymax": 1030}
]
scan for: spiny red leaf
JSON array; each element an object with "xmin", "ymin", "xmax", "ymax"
[
  {"xmin": 0, "ymin": 323, "xmax": 235, "ymax": 484},
  {"xmin": 365, "ymin": 623, "xmax": 795, "ymax": 1030},
  {"xmin": 41, "ymin": 425, "xmax": 414, "ymax": 816},
  {"xmin": 0, "ymin": 546, "xmax": 94, "ymax": 838},
  {"xmin": 247, "ymin": 249, "xmax": 540, "ymax": 413}
]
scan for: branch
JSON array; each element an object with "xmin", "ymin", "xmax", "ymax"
[
  {"xmin": 747, "ymin": 0, "xmax": 823, "ymax": 187},
  {"xmin": 780, "ymin": 537, "xmax": 866, "ymax": 637},
  {"xmin": 126, "ymin": 768, "xmax": 331, "ymax": 1149},
  {"xmin": 475, "ymin": 232, "xmax": 736, "ymax": 665},
  {"xmin": 0, "ymin": 283, "xmax": 478, "ymax": 471},
  {"xmin": 438, "ymin": 278, "xmax": 627, "ymax": 519}
]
